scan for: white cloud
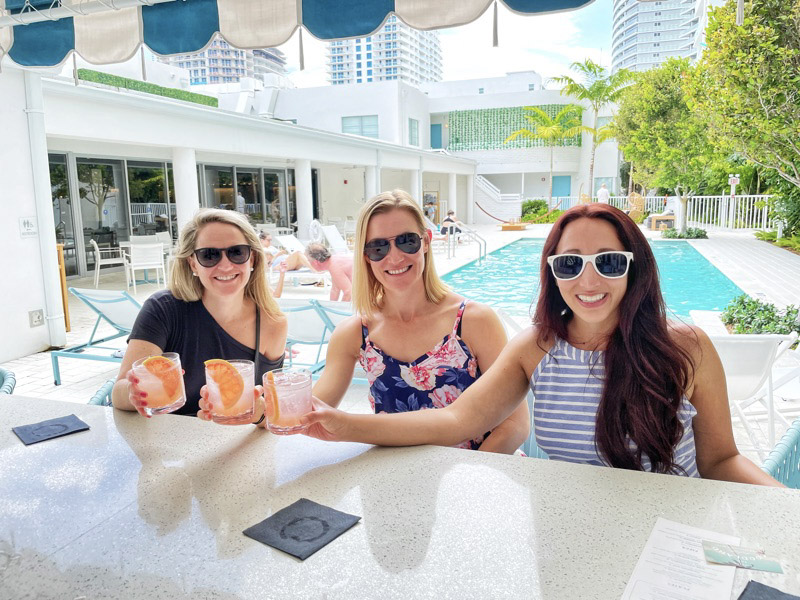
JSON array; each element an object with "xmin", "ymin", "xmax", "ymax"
[{"xmin": 439, "ymin": 4, "xmax": 610, "ymax": 86}]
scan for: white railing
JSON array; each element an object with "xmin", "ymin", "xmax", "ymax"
[
  {"xmin": 686, "ymin": 195, "xmax": 773, "ymax": 230},
  {"xmin": 499, "ymin": 193, "xmax": 522, "ymax": 203},
  {"xmin": 475, "ymin": 175, "xmax": 501, "ymax": 199},
  {"xmin": 130, "ymin": 203, "xmax": 176, "ymax": 226},
  {"xmin": 542, "ymin": 196, "xmax": 664, "ymax": 212}
]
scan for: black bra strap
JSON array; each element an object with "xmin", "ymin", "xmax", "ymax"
[{"xmin": 254, "ymin": 306, "xmax": 261, "ymax": 374}]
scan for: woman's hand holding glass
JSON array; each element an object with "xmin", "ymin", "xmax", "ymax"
[
  {"xmin": 125, "ymin": 369, "xmax": 151, "ymax": 418},
  {"xmin": 298, "ymin": 397, "xmax": 354, "ymax": 442},
  {"xmin": 197, "ymin": 384, "xmax": 266, "ymax": 427}
]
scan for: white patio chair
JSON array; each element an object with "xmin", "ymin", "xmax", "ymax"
[
  {"xmin": 125, "ymin": 243, "xmax": 166, "ymax": 294},
  {"xmin": 709, "ymin": 332, "xmax": 798, "ymax": 459},
  {"xmin": 89, "ymin": 239, "xmax": 126, "ymax": 288},
  {"xmin": 321, "ymin": 224, "xmax": 350, "ymax": 254}
]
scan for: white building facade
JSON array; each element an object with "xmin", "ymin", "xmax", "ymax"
[
  {"xmin": 611, "ymin": 0, "xmax": 722, "ymax": 73},
  {"xmin": 273, "ymin": 71, "xmax": 620, "ymax": 223},
  {"xmin": 161, "ymin": 34, "xmax": 287, "ymax": 85},
  {"xmin": 327, "ymin": 15, "xmax": 442, "ymax": 86}
]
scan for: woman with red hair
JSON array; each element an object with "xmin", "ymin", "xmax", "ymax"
[{"xmin": 299, "ymin": 204, "xmax": 780, "ymax": 484}]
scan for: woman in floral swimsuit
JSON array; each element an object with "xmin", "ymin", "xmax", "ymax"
[{"xmin": 311, "ymin": 190, "xmax": 530, "ymax": 453}]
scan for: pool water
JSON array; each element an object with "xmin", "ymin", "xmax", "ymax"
[{"xmin": 442, "ymin": 240, "xmax": 743, "ymax": 322}]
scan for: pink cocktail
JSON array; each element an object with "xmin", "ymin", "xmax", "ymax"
[
  {"xmin": 131, "ymin": 353, "xmax": 186, "ymax": 416},
  {"xmin": 263, "ymin": 368, "xmax": 313, "ymax": 434}
]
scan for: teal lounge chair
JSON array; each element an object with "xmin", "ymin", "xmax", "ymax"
[
  {"xmin": 0, "ymin": 367, "xmax": 16, "ymax": 394},
  {"xmin": 762, "ymin": 418, "xmax": 800, "ymax": 489},
  {"xmin": 88, "ymin": 379, "xmax": 116, "ymax": 406},
  {"xmin": 51, "ymin": 288, "xmax": 142, "ymax": 385}
]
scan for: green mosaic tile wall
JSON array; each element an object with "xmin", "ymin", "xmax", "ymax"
[{"xmin": 447, "ymin": 105, "xmax": 582, "ymax": 151}]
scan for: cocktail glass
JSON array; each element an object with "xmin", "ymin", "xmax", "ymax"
[
  {"xmin": 263, "ymin": 367, "xmax": 313, "ymax": 434},
  {"xmin": 131, "ymin": 352, "xmax": 187, "ymax": 416},
  {"xmin": 205, "ymin": 359, "xmax": 255, "ymax": 424}
]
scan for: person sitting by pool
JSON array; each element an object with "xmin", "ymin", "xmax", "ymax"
[
  {"xmin": 296, "ymin": 203, "xmax": 782, "ymax": 485},
  {"xmin": 307, "ymin": 190, "xmax": 530, "ymax": 453},
  {"xmin": 440, "ymin": 210, "xmax": 463, "ymax": 236},
  {"xmin": 305, "ymin": 243, "xmax": 354, "ymax": 302},
  {"xmin": 258, "ymin": 230, "xmax": 313, "ymax": 272},
  {"xmin": 112, "ymin": 208, "xmax": 287, "ymax": 425}
]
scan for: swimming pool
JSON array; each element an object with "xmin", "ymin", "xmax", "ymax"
[{"xmin": 442, "ymin": 240, "xmax": 744, "ymax": 322}]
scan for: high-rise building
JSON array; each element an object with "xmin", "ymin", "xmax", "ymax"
[
  {"xmin": 162, "ymin": 34, "xmax": 286, "ymax": 85},
  {"xmin": 611, "ymin": 0, "xmax": 721, "ymax": 73},
  {"xmin": 326, "ymin": 15, "xmax": 442, "ymax": 86}
]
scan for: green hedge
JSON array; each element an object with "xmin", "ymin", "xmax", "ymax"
[{"xmin": 77, "ymin": 69, "xmax": 218, "ymax": 108}]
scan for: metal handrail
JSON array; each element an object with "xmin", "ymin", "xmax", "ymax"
[{"xmin": 461, "ymin": 226, "xmax": 487, "ymax": 261}]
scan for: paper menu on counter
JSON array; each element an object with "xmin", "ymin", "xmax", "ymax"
[{"xmin": 621, "ymin": 517, "xmax": 740, "ymax": 600}]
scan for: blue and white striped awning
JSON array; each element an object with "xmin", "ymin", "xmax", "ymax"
[{"xmin": 0, "ymin": 0, "xmax": 596, "ymax": 67}]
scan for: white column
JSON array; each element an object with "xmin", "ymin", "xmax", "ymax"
[
  {"xmin": 409, "ymin": 169, "xmax": 421, "ymax": 204},
  {"xmin": 448, "ymin": 172, "xmax": 457, "ymax": 214},
  {"xmin": 172, "ymin": 147, "xmax": 200, "ymax": 234},
  {"xmin": 376, "ymin": 151, "xmax": 383, "ymax": 194},
  {"xmin": 295, "ymin": 159, "xmax": 314, "ymax": 240},
  {"xmin": 365, "ymin": 165, "xmax": 377, "ymax": 200},
  {"xmin": 521, "ymin": 172, "xmax": 526, "ymax": 197},
  {"xmin": 467, "ymin": 174, "xmax": 475, "ymax": 224},
  {"xmin": 25, "ymin": 71, "xmax": 66, "ymax": 347}
]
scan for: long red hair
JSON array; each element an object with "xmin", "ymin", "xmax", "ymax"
[{"xmin": 534, "ymin": 204, "xmax": 694, "ymax": 473}]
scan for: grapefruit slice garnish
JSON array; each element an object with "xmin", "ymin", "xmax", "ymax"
[
  {"xmin": 204, "ymin": 359, "xmax": 244, "ymax": 410},
  {"xmin": 265, "ymin": 371, "xmax": 280, "ymax": 424},
  {"xmin": 143, "ymin": 355, "xmax": 180, "ymax": 401}
]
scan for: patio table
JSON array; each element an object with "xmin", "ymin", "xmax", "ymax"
[{"xmin": 1, "ymin": 394, "xmax": 799, "ymax": 599}]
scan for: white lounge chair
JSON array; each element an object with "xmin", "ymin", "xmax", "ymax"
[
  {"xmin": 275, "ymin": 234, "xmax": 306, "ymax": 254},
  {"xmin": 321, "ymin": 225, "xmax": 350, "ymax": 254},
  {"xmin": 710, "ymin": 332, "xmax": 798, "ymax": 459}
]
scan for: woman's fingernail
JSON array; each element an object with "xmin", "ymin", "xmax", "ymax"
[
  {"xmin": 140, "ymin": 392, "xmax": 147, "ymax": 398},
  {"xmin": 141, "ymin": 401, "xmax": 148, "ymax": 406}
]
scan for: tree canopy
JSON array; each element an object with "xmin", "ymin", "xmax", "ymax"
[
  {"xmin": 686, "ymin": 0, "xmax": 800, "ymax": 190},
  {"xmin": 613, "ymin": 57, "xmax": 719, "ymax": 200}
]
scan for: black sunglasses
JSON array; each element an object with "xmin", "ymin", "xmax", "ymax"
[
  {"xmin": 193, "ymin": 244, "xmax": 252, "ymax": 268},
  {"xmin": 363, "ymin": 232, "xmax": 423, "ymax": 262}
]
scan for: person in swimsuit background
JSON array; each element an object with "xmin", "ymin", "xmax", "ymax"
[
  {"xmin": 297, "ymin": 203, "xmax": 781, "ymax": 485},
  {"xmin": 308, "ymin": 189, "xmax": 530, "ymax": 453}
]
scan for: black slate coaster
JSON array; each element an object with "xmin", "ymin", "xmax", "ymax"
[
  {"xmin": 738, "ymin": 581, "xmax": 800, "ymax": 600},
  {"xmin": 12, "ymin": 414, "xmax": 90, "ymax": 445},
  {"xmin": 243, "ymin": 498, "xmax": 361, "ymax": 560}
]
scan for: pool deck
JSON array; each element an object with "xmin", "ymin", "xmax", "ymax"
[{"xmin": 2, "ymin": 224, "xmax": 799, "ymax": 465}]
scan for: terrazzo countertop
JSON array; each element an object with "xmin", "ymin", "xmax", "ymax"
[{"xmin": 1, "ymin": 395, "xmax": 799, "ymax": 599}]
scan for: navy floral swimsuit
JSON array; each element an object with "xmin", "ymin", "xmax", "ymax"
[{"xmin": 358, "ymin": 300, "xmax": 489, "ymax": 450}]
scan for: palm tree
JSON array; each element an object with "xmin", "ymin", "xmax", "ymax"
[
  {"xmin": 505, "ymin": 105, "xmax": 585, "ymax": 202},
  {"xmin": 552, "ymin": 59, "xmax": 632, "ymax": 195}
]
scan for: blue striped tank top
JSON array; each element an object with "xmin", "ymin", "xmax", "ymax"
[{"xmin": 531, "ymin": 336, "xmax": 700, "ymax": 477}]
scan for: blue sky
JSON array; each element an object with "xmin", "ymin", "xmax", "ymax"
[{"xmin": 281, "ymin": 0, "xmax": 613, "ymax": 88}]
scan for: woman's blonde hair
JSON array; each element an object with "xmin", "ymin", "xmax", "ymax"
[
  {"xmin": 169, "ymin": 208, "xmax": 281, "ymax": 319},
  {"xmin": 352, "ymin": 189, "xmax": 449, "ymax": 316}
]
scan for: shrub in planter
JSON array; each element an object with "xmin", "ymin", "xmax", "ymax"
[
  {"xmin": 661, "ymin": 227, "xmax": 708, "ymax": 239},
  {"xmin": 721, "ymin": 294, "xmax": 799, "ymax": 337}
]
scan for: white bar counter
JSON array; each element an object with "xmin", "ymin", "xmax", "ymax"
[{"xmin": 1, "ymin": 395, "xmax": 799, "ymax": 599}]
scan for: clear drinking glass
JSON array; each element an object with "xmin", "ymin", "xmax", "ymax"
[
  {"xmin": 131, "ymin": 352, "xmax": 187, "ymax": 416},
  {"xmin": 263, "ymin": 367, "xmax": 313, "ymax": 434},
  {"xmin": 205, "ymin": 359, "xmax": 255, "ymax": 424}
]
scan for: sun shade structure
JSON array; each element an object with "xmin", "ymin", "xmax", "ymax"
[{"xmin": 0, "ymin": 0, "xmax": 597, "ymax": 67}]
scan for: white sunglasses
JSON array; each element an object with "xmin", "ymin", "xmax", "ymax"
[{"xmin": 547, "ymin": 251, "xmax": 634, "ymax": 281}]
